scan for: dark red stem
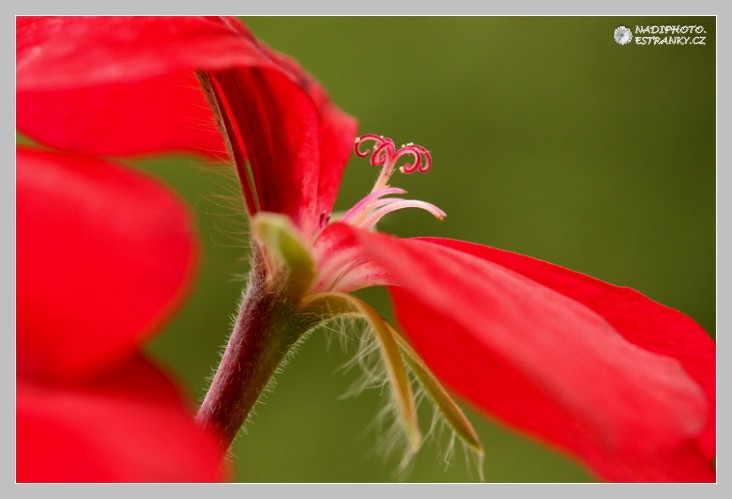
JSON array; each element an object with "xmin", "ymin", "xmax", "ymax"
[{"xmin": 195, "ymin": 250, "xmax": 314, "ymax": 451}]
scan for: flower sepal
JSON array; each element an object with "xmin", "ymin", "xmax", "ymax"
[
  {"xmin": 253, "ymin": 212, "xmax": 317, "ymax": 300},
  {"xmin": 302, "ymin": 292, "xmax": 484, "ymax": 471}
]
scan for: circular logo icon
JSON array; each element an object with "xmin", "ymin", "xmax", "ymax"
[{"xmin": 614, "ymin": 26, "xmax": 633, "ymax": 45}]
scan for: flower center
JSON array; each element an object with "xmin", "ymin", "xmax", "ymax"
[{"xmin": 338, "ymin": 135, "xmax": 446, "ymax": 230}]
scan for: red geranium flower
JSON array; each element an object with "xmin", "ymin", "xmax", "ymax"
[{"xmin": 16, "ymin": 16, "xmax": 715, "ymax": 482}]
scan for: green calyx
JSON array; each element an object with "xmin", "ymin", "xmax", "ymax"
[{"xmin": 252, "ymin": 213, "xmax": 317, "ymax": 300}]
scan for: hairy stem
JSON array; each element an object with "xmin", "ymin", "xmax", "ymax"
[{"xmin": 196, "ymin": 249, "xmax": 314, "ymax": 451}]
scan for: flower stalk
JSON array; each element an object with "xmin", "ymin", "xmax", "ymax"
[{"xmin": 195, "ymin": 247, "xmax": 317, "ymax": 450}]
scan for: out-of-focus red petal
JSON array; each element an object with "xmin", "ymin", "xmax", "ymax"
[
  {"xmin": 206, "ymin": 45, "xmax": 357, "ymax": 237},
  {"xmin": 16, "ymin": 16, "xmax": 265, "ymax": 158},
  {"xmin": 17, "ymin": 147, "xmax": 197, "ymax": 379},
  {"xmin": 418, "ymin": 237, "xmax": 716, "ymax": 464},
  {"xmin": 17, "ymin": 355, "xmax": 225, "ymax": 482},
  {"xmin": 17, "ymin": 72, "xmax": 226, "ymax": 159},
  {"xmin": 345, "ymin": 227, "xmax": 713, "ymax": 482},
  {"xmin": 17, "ymin": 17, "xmax": 260, "ymax": 91}
]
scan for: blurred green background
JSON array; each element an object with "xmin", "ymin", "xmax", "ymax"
[{"xmin": 140, "ymin": 17, "xmax": 715, "ymax": 482}]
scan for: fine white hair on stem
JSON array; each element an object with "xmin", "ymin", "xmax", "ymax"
[{"xmin": 228, "ymin": 312, "xmax": 319, "ymax": 443}]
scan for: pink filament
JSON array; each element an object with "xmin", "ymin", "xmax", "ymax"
[
  {"xmin": 361, "ymin": 198, "xmax": 446, "ymax": 230},
  {"xmin": 339, "ymin": 187, "xmax": 407, "ymax": 224}
]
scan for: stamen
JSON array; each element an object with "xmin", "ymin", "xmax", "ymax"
[
  {"xmin": 339, "ymin": 187, "xmax": 407, "ymax": 224},
  {"xmin": 343, "ymin": 134, "xmax": 445, "ymax": 231},
  {"xmin": 361, "ymin": 199, "xmax": 446, "ymax": 230}
]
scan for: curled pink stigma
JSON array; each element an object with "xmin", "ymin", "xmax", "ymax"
[
  {"xmin": 394, "ymin": 144, "xmax": 431, "ymax": 173},
  {"xmin": 355, "ymin": 134, "xmax": 396, "ymax": 165},
  {"xmin": 354, "ymin": 135, "xmax": 432, "ymax": 177}
]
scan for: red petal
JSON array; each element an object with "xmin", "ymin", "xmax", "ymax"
[
  {"xmin": 17, "ymin": 356, "xmax": 225, "ymax": 482},
  {"xmin": 207, "ymin": 67, "xmax": 319, "ymax": 230},
  {"xmin": 17, "ymin": 72, "xmax": 226, "ymax": 159},
  {"xmin": 206, "ymin": 51, "xmax": 357, "ymax": 236},
  {"xmin": 17, "ymin": 147, "xmax": 197, "ymax": 379},
  {"xmin": 16, "ymin": 16, "xmax": 263, "ymax": 158},
  {"xmin": 419, "ymin": 237, "xmax": 716, "ymax": 463},
  {"xmin": 17, "ymin": 17, "xmax": 260, "ymax": 91},
  {"xmin": 313, "ymin": 222, "xmax": 395, "ymax": 292},
  {"xmin": 347, "ymin": 228, "xmax": 713, "ymax": 482},
  {"xmin": 258, "ymin": 45, "xmax": 358, "ymax": 223}
]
